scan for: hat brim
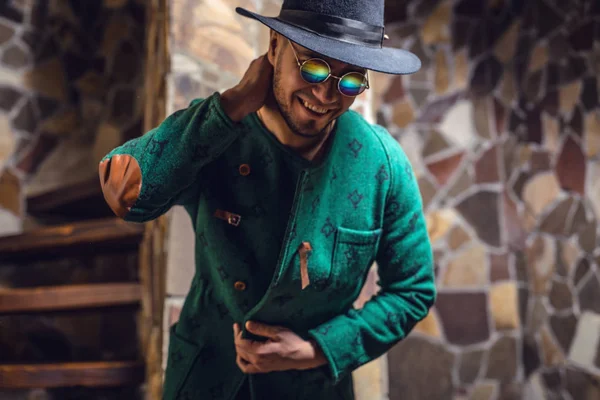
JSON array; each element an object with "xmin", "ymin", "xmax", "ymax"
[{"xmin": 236, "ymin": 7, "xmax": 421, "ymax": 75}]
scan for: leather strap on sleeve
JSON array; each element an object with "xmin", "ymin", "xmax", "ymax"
[{"xmin": 98, "ymin": 154, "xmax": 142, "ymax": 218}]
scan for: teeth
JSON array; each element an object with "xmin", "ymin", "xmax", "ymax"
[{"xmin": 302, "ymin": 100, "xmax": 328, "ymax": 114}]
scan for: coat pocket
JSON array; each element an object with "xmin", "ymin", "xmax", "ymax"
[
  {"xmin": 162, "ymin": 322, "xmax": 201, "ymax": 400},
  {"xmin": 331, "ymin": 227, "xmax": 382, "ymax": 294}
]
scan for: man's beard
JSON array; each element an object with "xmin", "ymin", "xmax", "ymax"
[{"xmin": 272, "ymin": 67, "xmax": 333, "ymax": 139}]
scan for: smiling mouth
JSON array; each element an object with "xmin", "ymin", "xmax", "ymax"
[{"xmin": 298, "ymin": 97, "xmax": 331, "ymax": 116}]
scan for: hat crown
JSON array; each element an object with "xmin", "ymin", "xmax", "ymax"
[{"xmin": 281, "ymin": 0, "xmax": 384, "ymax": 27}]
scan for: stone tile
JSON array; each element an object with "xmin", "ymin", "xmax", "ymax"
[
  {"xmin": 556, "ymin": 136, "xmax": 586, "ymax": 195},
  {"xmin": 0, "ymin": 21, "xmax": 15, "ymax": 45},
  {"xmin": 23, "ymin": 58, "xmax": 68, "ymax": 101},
  {"xmin": 490, "ymin": 282, "xmax": 520, "ymax": 330},
  {"xmin": 584, "ymin": 112, "xmax": 600, "ymax": 158},
  {"xmin": 426, "ymin": 152, "xmax": 464, "ymax": 186},
  {"xmin": 459, "ymin": 348, "xmax": 485, "ymax": 384},
  {"xmin": 574, "ymin": 258, "xmax": 592, "ymax": 287},
  {"xmin": 577, "ymin": 222, "xmax": 597, "ymax": 253},
  {"xmin": 490, "ymin": 253, "xmax": 510, "ymax": 282},
  {"xmin": 413, "ymin": 308, "xmax": 443, "ymax": 339},
  {"xmin": 443, "ymin": 243, "xmax": 488, "ymax": 288},
  {"xmin": 588, "ymin": 161, "xmax": 600, "ymax": 222},
  {"xmin": 453, "ymin": 49, "xmax": 469, "ymax": 91},
  {"xmin": 538, "ymin": 197, "xmax": 576, "ymax": 236},
  {"xmin": 559, "ymin": 81, "xmax": 581, "ymax": 116},
  {"xmin": 498, "ymin": 69, "xmax": 516, "ymax": 106},
  {"xmin": 410, "ymin": 88, "xmax": 430, "ymax": 108},
  {"xmin": 2, "ymin": 43, "xmax": 30, "ymax": 69},
  {"xmin": 421, "ymin": 0, "xmax": 452, "ymax": 45},
  {"xmin": 567, "ymin": 311, "xmax": 600, "ymax": 373},
  {"xmin": 0, "ymin": 85, "xmax": 22, "ymax": 112},
  {"xmin": 470, "ymin": 55, "xmax": 503, "ymax": 96},
  {"xmin": 448, "ymin": 225, "xmax": 471, "ymax": 251},
  {"xmin": 548, "ymin": 280, "xmax": 573, "ymax": 311},
  {"xmin": 568, "ymin": 20, "xmax": 595, "ymax": 51},
  {"xmin": 417, "ymin": 176, "xmax": 437, "ymax": 210},
  {"xmin": 475, "ymin": 145, "xmax": 500, "ymax": 183},
  {"xmin": 392, "ymin": 100, "xmax": 415, "ymax": 128},
  {"xmin": 494, "ymin": 21, "xmax": 520, "ymax": 64},
  {"xmin": 540, "ymin": 325, "xmax": 565, "ymax": 367},
  {"xmin": 382, "ymin": 75, "xmax": 404, "ymax": 104},
  {"xmin": 485, "ymin": 336, "xmax": 518, "ymax": 383},
  {"xmin": 423, "ymin": 93, "xmax": 465, "ymax": 126},
  {"xmin": 435, "ymin": 48, "xmax": 450, "ymax": 94},
  {"xmin": 580, "ymin": 77, "xmax": 598, "ymax": 111},
  {"xmin": 549, "ymin": 314, "xmax": 578, "ymax": 354},
  {"xmin": 435, "ymin": 292, "xmax": 490, "ymax": 345},
  {"xmin": 530, "ymin": 150, "xmax": 551, "ymax": 174},
  {"xmin": 426, "ymin": 209, "xmax": 455, "ymax": 244},
  {"xmin": 578, "ymin": 273, "xmax": 600, "ymax": 314},
  {"xmin": 522, "ymin": 172, "xmax": 561, "ymax": 218},
  {"xmin": 567, "ymin": 200, "xmax": 587, "ymax": 237},
  {"xmin": 564, "ymin": 367, "xmax": 600, "ymax": 400},
  {"xmin": 469, "ymin": 382, "xmax": 497, "ymax": 400},
  {"xmin": 541, "ymin": 369, "xmax": 562, "ymax": 390},
  {"xmin": 12, "ymin": 98, "xmax": 37, "ymax": 133},
  {"xmin": 456, "ymin": 190, "xmax": 501, "ymax": 248},
  {"xmin": 528, "ymin": 42, "xmax": 548, "ymax": 73},
  {"xmin": 527, "ymin": 298, "xmax": 548, "ymax": 334},
  {"xmin": 447, "ymin": 166, "xmax": 473, "ymax": 199},
  {"xmin": 422, "ymin": 129, "xmax": 451, "ymax": 159},
  {"xmin": 388, "ymin": 336, "xmax": 454, "ymax": 400},
  {"xmin": 0, "ymin": 168, "xmax": 21, "ymax": 216},
  {"xmin": 526, "ymin": 235, "xmax": 556, "ymax": 295},
  {"xmin": 40, "ymin": 109, "xmax": 79, "ymax": 137},
  {"xmin": 0, "ymin": 114, "xmax": 16, "ymax": 164},
  {"xmin": 522, "ymin": 335, "xmax": 541, "ymax": 378},
  {"xmin": 542, "ymin": 113, "xmax": 560, "ymax": 154},
  {"xmin": 472, "ymin": 96, "xmax": 493, "ymax": 139},
  {"xmin": 524, "ymin": 70, "xmax": 544, "ymax": 102}
]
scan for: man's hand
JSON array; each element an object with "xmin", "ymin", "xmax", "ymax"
[
  {"xmin": 221, "ymin": 54, "xmax": 274, "ymax": 122},
  {"xmin": 233, "ymin": 321, "xmax": 327, "ymax": 374}
]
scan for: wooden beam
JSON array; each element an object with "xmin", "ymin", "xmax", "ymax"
[
  {"xmin": 0, "ymin": 361, "xmax": 145, "ymax": 389},
  {"xmin": 0, "ymin": 283, "xmax": 142, "ymax": 314},
  {"xmin": 0, "ymin": 218, "xmax": 145, "ymax": 262}
]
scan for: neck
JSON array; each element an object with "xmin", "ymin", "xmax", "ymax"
[{"xmin": 257, "ymin": 97, "xmax": 335, "ymax": 162}]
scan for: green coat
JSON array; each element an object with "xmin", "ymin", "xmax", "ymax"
[{"xmin": 99, "ymin": 93, "xmax": 436, "ymax": 400}]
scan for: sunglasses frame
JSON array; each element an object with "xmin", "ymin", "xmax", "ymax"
[{"xmin": 288, "ymin": 39, "xmax": 370, "ymax": 97}]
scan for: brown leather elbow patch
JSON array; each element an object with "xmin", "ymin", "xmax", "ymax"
[{"xmin": 99, "ymin": 154, "xmax": 142, "ymax": 218}]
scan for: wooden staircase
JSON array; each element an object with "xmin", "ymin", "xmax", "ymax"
[{"xmin": 0, "ymin": 215, "xmax": 162, "ymax": 394}]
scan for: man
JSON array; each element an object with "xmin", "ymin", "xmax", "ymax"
[{"xmin": 99, "ymin": 0, "xmax": 436, "ymax": 399}]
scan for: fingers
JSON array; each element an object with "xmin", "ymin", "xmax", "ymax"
[{"xmin": 245, "ymin": 321, "xmax": 282, "ymax": 340}]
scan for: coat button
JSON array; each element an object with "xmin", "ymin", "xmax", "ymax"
[
  {"xmin": 239, "ymin": 164, "xmax": 251, "ymax": 176},
  {"xmin": 234, "ymin": 281, "xmax": 247, "ymax": 291}
]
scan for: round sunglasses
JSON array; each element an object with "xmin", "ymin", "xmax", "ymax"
[{"xmin": 288, "ymin": 39, "xmax": 370, "ymax": 97}]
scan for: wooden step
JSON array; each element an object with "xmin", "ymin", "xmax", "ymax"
[
  {"xmin": 0, "ymin": 361, "xmax": 145, "ymax": 389},
  {"xmin": 0, "ymin": 218, "xmax": 145, "ymax": 262},
  {"xmin": 26, "ymin": 177, "xmax": 115, "ymax": 221},
  {"xmin": 0, "ymin": 283, "xmax": 142, "ymax": 314}
]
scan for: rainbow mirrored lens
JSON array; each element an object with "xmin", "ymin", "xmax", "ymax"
[
  {"xmin": 339, "ymin": 72, "xmax": 366, "ymax": 96},
  {"xmin": 300, "ymin": 59, "xmax": 330, "ymax": 84}
]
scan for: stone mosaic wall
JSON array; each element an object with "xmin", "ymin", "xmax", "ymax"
[
  {"xmin": 376, "ymin": 1, "xmax": 600, "ymax": 399},
  {"xmin": 0, "ymin": 0, "xmax": 146, "ymax": 236}
]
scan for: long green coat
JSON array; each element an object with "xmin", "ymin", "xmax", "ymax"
[{"xmin": 99, "ymin": 93, "xmax": 436, "ymax": 400}]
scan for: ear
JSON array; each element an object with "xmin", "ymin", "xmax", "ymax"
[{"xmin": 267, "ymin": 30, "xmax": 280, "ymax": 66}]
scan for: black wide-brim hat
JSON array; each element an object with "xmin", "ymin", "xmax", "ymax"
[{"xmin": 235, "ymin": 0, "xmax": 421, "ymax": 75}]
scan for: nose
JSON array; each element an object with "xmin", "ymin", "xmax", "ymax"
[{"xmin": 311, "ymin": 77, "xmax": 338, "ymax": 105}]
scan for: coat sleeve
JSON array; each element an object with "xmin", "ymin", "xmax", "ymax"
[
  {"xmin": 98, "ymin": 92, "xmax": 240, "ymax": 223},
  {"xmin": 308, "ymin": 129, "xmax": 436, "ymax": 384}
]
